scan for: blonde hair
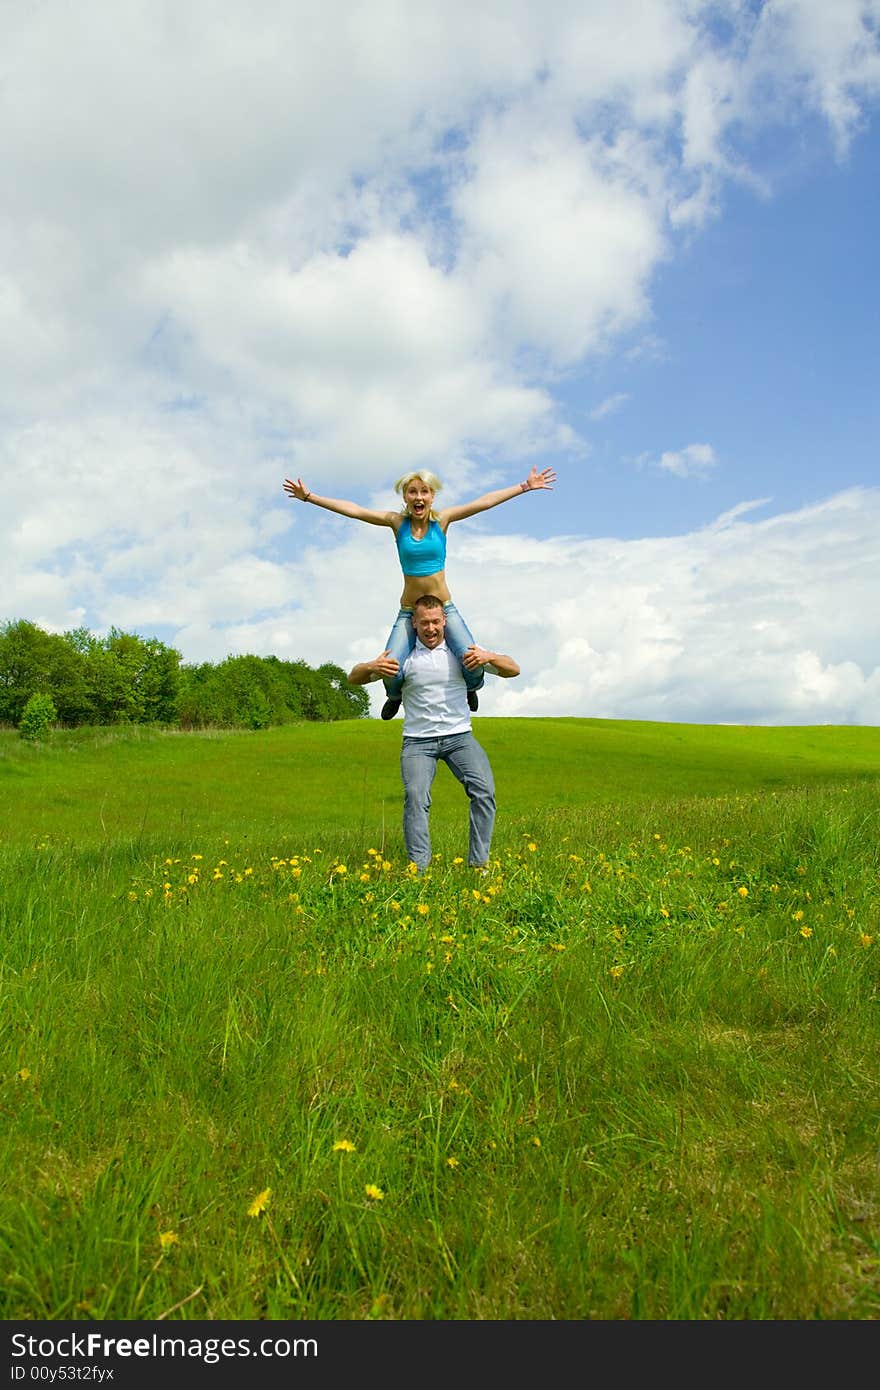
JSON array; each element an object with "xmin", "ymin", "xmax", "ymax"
[{"xmin": 394, "ymin": 469, "xmax": 443, "ymax": 519}]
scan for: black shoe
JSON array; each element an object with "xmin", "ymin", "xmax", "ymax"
[
  {"xmin": 381, "ymin": 698, "xmax": 401, "ymax": 721},
  {"xmin": 467, "ymin": 690, "xmax": 479, "ymax": 712}
]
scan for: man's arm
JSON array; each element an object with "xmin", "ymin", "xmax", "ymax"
[
  {"xmin": 462, "ymin": 645, "xmax": 520, "ymax": 678},
  {"xmin": 347, "ymin": 650, "xmax": 400, "ymax": 685}
]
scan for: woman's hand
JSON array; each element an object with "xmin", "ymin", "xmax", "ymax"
[
  {"xmin": 283, "ymin": 477, "xmax": 310, "ymax": 501},
  {"xmin": 524, "ymin": 465, "xmax": 557, "ymax": 491}
]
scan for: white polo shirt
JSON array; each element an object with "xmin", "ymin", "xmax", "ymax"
[{"xmin": 401, "ymin": 638, "xmax": 471, "ymax": 738}]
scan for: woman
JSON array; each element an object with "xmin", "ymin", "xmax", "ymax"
[{"xmin": 282, "ymin": 464, "xmax": 556, "ymax": 718}]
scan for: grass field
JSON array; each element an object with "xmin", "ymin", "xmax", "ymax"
[
  {"xmin": 3, "ymin": 717, "xmax": 880, "ymax": 847},
  {"xmin": 1, "ymin": 718, "xmax": 878, "ymax": 1321}
]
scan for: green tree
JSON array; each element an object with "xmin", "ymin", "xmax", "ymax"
[
  {"xmin": 18, "ymin": 692, "xmax": 57, "ymax": 741},
  {"xmin": 0, "ymin": 620, "xmax": 56, "ymax": 725}
]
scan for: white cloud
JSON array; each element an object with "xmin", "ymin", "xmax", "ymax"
[
  {"xmin": 45, "ymin": 483, "xmax": 875, "ymax": 729},
  {"xmin": 2, "ymin": 2, "xmax": 879, "ymax": 729},
  {"xmin": 656, "ymin": 443, "xmax": 717, "ymax": 478},
  {"xmin": 590, "ymin": 393, "xmax": 631, "ymax": 420}
]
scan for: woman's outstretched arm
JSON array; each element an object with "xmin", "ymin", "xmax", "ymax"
[
  {"xmin": 283, "ymin": 477, "xmax": 397, "ymax": 527},
  {"xmin": 438, "ymin": 464, "xmax": 557, "ymax": 525}
]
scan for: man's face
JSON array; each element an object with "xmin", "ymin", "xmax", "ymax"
[{"xmin": 413, "ymin": 604, "xmax": 446, "ymax": 648}]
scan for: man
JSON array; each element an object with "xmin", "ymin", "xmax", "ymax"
[{"xmin": 348, "ymin": 594, "xmax": 520, "ymax": 872}]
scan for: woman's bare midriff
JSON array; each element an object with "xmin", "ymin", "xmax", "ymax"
[{"xmin": 400, "ymin": 570, "xmax": 451, "ymax": 607}]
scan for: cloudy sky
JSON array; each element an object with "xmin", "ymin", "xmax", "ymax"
[{"xmin": 3, "ymin": 0, "xmax": 879, "ymax": 724}]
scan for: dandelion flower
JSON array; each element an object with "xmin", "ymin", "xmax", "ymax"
[
  {"xmin": 365, "ymin": 1184, "xmax": 384, "ymax": 1201},
  {"xmin": 800, "ymin": 926, "xmax": 813, "ymax": 939},
  {"xmin": 737, "ymin": 886, "xmax": 749, "ymax": 898},
  {"xmin": 333, "ymin": 1139, "xmax": 356, "ymax": 1153},
  {"xmin": 609, "ymin": 964, "xmax": 624, "ymax": 979},
  {"xmin": 417, "ymin": 903, "xmax": 430, "ymax": 916},
  {"xmin": 527, "ymin": 842, "xmax": 537, "ymax": 853},
  {"xmin": 859, "ymin": 933, "xmax": 874, "ymax": 947},
  {"xmin": 446, "ymin": 1156, "xmax": 459, "ymax": 1169},
  {"xmin": 159, "ymin": 1231, "xmax": 179, "ymax": 1249},
  {"xmin": 531, "ymin": 1137, "xmax": 542, "ymax": 1148},
  {"xmin": 247, "ymin": 1188, "xmax": 271, "ymax": 1217}
]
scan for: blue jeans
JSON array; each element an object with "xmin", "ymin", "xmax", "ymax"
[
  {"xmin": 400, "ymin": 731, "xmax": 496, "ymax": 870},
  {"xmin": 383, "ymin": 602, "xmax": 485, "ymax": 698}
]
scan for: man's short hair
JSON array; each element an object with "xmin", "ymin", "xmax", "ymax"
[{"xmin": 413, "ymin": 594, "xmax": 444, "ymax": 613}]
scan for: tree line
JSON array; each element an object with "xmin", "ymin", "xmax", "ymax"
[{"xmin": 0, "ymin": 619, "xmax": 369, "ymax": 731}]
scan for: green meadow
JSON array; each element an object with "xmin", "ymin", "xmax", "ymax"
[{"xmin": 1, "ymin": 718, "xmax": 879, "ymax": 1320}]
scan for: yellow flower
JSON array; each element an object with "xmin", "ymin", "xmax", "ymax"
[
  {"xmin": 365, "ymin": 1184, "xmax": 384, "ymax": 1201},
  {"xmin": 800, "ymin": 926, "xmax": 813, "ymax": 939},
  {"xmin": 792, "ymin": 909, "xmax": 804, "ymax": 922},
  {"xmin": 859, "ymin": 933, "xmax": 874, "ymax": 947},
  {"xmin": 333, "ymin": 1139, "xmax": 356, "ymax": 1153},
  {"xmin": 527, "ymin": 842, "xmax": 537, "ymax": 853},
  {"xmin": 737, "ymin": 886, "xmax": 749, "ymax": 898},
  {"xmin": 417, "ymin": 903, "xmax": 430, "ymax": 915},
  {"xmin": 158, "ymin": 1231, "xmax": 179, "ymax": 1249},
  {"xmin": 446, "ymin": 1156, "xmax": 459, "ymax": 1168},
  {"xmin": 16, "ymin": 1068, "xmax": 31, "ymax": 1082},
  {"xmin": 247, "ymin": 1188, "xmax": 271, "ymax": 1217},
  {"xmin": 609, "ymin": 964, "xmax": 624, "ymax": 979},
  {"xmin": 453, "ymin": 856, "xmax": 464, "ymax": 865},
  {"xmin": 531, "ymin": 1136, "xmax": 542, "ymax": 1148}
]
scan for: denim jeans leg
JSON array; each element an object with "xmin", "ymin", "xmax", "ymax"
[
  {"xmin": 383, "ymin": 609, "xmax": 415, "ymax": 698},
  {"xmin": 442, "ymin": 602, "xmax": 484, "ymax": 693},
  {"xmin": 400, "ymin": 737, "xmax": 439, "ymax": 869},
  {"xmin": 442, "ymin": 733, "xmax": 496, "ymax": 866}
]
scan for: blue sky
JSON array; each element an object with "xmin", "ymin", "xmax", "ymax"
[{"xmin": 2, "ymin": 1, "xmax": 879, "ymax": 723}]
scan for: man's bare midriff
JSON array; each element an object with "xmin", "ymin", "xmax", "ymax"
[{"xmin": 400, "ymin": 570, "xmax": 452, "ymax": 607}]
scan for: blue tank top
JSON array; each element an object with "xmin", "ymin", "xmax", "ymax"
[{"xmin": 395, "ymin": 517, "xmax": 447, "ymax": 577}]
